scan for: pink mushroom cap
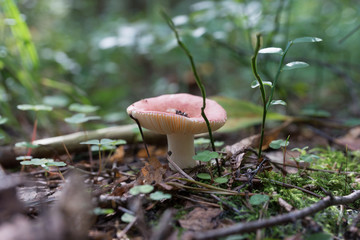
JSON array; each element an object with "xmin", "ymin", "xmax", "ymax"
[{"xmin": 126, "ymin": 93, "xmax": 227, "ymax": 135}]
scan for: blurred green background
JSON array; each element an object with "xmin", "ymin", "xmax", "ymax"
[{"xmin": 0, "ymin": 0, "xmax": 359, "ymax": 141}]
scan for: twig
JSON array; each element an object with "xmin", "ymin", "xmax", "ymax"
[
  {"xmin": 117, "ymin": 216, "xmax": 137, "ymax": 239},
  {"xmin": 167, "ymin": 155, "xmax": 195, "ymax": 181},
  {"xmin": 190, "ymin": 190, "xmax": 360, "ymax": 239}
]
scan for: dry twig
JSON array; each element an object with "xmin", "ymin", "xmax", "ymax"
[{"xmin": 189, "ymin": 190, "xmax": 360, "ymax": 239}]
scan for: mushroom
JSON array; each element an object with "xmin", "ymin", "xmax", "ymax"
[{"xmin": 126, "ymin": 93, "xmax": 227, "ymax": 169}]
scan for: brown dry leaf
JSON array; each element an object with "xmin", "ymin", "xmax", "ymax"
[
  {"xmin": 178, "ymin": 207, "xmax": 222, "ymax": 231},
  {"xmin": 336, "ymin": 126, "xmax": 360, "ymax": 150},
  {"xmin": 137, "ymin": 146, "xmax": 156, "ymax": 158},
  {"xmin": 110, "ymin": 146, "xmax": 125, "ymax": 163},
  {"xmin": 137, "ymin": 157, "xmax": 166, "ymax": 185}
]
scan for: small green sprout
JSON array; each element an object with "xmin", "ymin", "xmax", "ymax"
[
  {"xmin": 69, "ymin": 103, "xmax": 99, "ymax": 113},
  {"xmin": 129, "ymin": 184, "xmax": 154, "ymax": 195},
  {"xmin": 15, "ymin": 141, "xmax": 39, "ymax": 148},
  {"xmin": 20, "ymin": 158, "xmax": 66, "ymax": 171},
  {"xmin": 197, "ymin": 173, "xmax": 212, "ymax": 180},
  {"xmin": 149, "ymin": 191, "xmax": 172, "ymax": 200},
  {"xmin": 17, "ymin": 104, "xmax": 53, "ymax": 112},
  {"xmin": 249, "ymin": 194, "xmax": 270, "ymax": 206},
  {"xmin": 93, "ymin": 207, "xmax": 114, "ymax": 215},
  {"xmin": 269, "ymin": 139, "xmax": 289, "ymax": 149},
  {"xmin": 121, "ymin": 213, "xmax": 135, "ymax": 223},
  {"xmin": 43, "ymin": 95, "xmax": 69, "ymax": 108},
  {"xmin": 292, "ymin": 146, "xmax": 320, "ymax": 163},
  {"xmin": 65, "ymin": 113, "xmax": 100, "ymax": 124},
  {"xmin": 193, "ymin": 150, "xmax": 220, "ymax": 162},
  {"xmin": 0, "ymin": 115, "xmax": 8, "ymax": 125}
]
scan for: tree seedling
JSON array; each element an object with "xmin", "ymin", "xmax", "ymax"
[
  {"xmin": 193, "ymin": 150, "xmax": 228, "ymax": 184},
  {"xmin": 17, "ymin": 104, "xmax": 53, "ymax": 155},
  {"xmin": 270, "ymin": 137, "xmax": 290, "ymax": 179},
  {"xmin": 65, "ymin": 104, "xmax": 101, "ymax": 171},
  {"xmin": 80, "ymin": 138, "xmax": 127, "ymax": 174},
  {"xmin": 251, "ymin": 35, "xmax": 322, "ymax": 158},
  {"xmin": 17, "ymin": 157, "xmax": 66, "ymax": 180},
  {"xmin": 291, "ymin": 146, "xmax": 320, "ymax": 164}
]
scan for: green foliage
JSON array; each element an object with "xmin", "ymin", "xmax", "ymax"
[
  {"xmin": 69, "ymin": 103, "xmax": 99, "ymax": 113},
  {"xmin": 121, "ymin": 213, "xmax": 135, "ymax": 223},
  {"xmin": 193, "ymin": 150, "xmax": 220, "ymax": 162},
  {"xmin": 93, "ymin": 208, "xmax": 114, "ymax": 215},
  {"xmin": 249, "ymin": 194, "xmax": 270, "ymax": 206},
  {"xmin": 65, "ymin": 113, "xmax": 100, "ymax": 124},
  {"xmin": 20, "ymin": 158, "xmax": 66, "ymax": 171},
  {"xmin": 129, "ymin": 184, "xmax": 154, "ymax": 195},
  {"xmin": 269, "ymin": 139, "xmax": 289, "ymax": 149},
  {"xmin": 149, "ymin": 191, "xmax": 172, "ymax": 200},
  {"xmin": 15, "ymin": 141, "xmax": 39, "ymax": 148},
  {"xmin": 197, "ymin": 173, "xmax": 211, "ymax": 180},
  {"xmin": 17, "ymin": 104, "xmax": 53, "ymax": 112}
]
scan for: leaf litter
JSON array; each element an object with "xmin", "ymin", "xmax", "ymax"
[{"xmin": 1, "ymin": 122, "xmax": 360, "ymax": 240}]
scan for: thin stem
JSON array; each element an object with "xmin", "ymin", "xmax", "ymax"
[
  {"xmin": 251, "ymin": 34, "xmax": 267, "ymax": 157},
  {"xmin": 161, "ymin": 11, "xmax": 221, "ymax": 175}
]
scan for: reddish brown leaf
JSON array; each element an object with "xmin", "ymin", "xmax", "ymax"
[{"xmin": 178, "ymin": 207, "xmax": 222, "ymax": 231}]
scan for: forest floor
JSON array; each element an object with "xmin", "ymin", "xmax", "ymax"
[{"xmin": 1, "ymin": 121, "xmax": 360, "ymax": 240}]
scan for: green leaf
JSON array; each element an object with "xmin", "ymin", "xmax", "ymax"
[
  {"xmin": 197, "ymin": 173, "xmax": 212, "ymax": 180},
  {"xmin": 17, "ymin": 104, "xmax": 53, "ymax": 111},
  {"xmin": 16, "ymin": 156, "xmax": 32, "ymax": 161},
  {"xmin": 149, "ymin": 191, "xmax": 172, "ymax": 200},
  {"xmin": 194, "ymin": 138, "xmax": 211, "ymax": 146},
  {"xmin": 43, "ymin": 95, "xmax": 69, "ymax": 108},
  {"xmin": 69, "ymin": 103, "xmax": 99, "ymax": 113},
  {"xmin": 251, "ymin": 80, "xmax": 273, "ymax": 89},
  {"xmin": 93, "ymin": 208, "xmax": 114, "ymax": 215},
  {"xmin": 269, "ymin": 139, "xmax": 289, "ymax": 149},
  {"xmin": 20, "ymin": 158, "xmax": 66, "ymax": 168},
  {"xmin": 296, "ymin": 154, "xmax": 320, "ymax": 163},
  {"xmin": 129, "ymin": 185, "xmax": 154, "ymax": 195},
  {"xmin": 293, "ymin": 37, "xmax": 323, "ymax": 43},
  {"xmin": 121, "ymin": 213, "xmax": 135, "ymax": 223},
  {"xmin": 65, "ymin": 113, "xmax": 100, "ymax": 124},
  {"xmin": 258, "ymin": 47, "xmax": 283, "ymax": 54},
  {"xmin": 282, "ymin": 61, "xmax": 309, "ymax": 71},
  {"xmin": 214, "ymin": 177, "xmax": 228, "ymax": 184},
  {"xmin": 249, "ymin": 194, "xmax": 269, "ymax": 205},
  {"xmin": 0, "ymin": 117, "xmax": 8, "ymax": 125},
  {"xmin": 270, "ymin": 100, "xmax": 287, "ymax": 106},
  {"xmin": 15, "ymin": 141, "xmax": 39, "ymax": 148},
  {"xmin": 3, "ymin": 0, "xmax": 39, "ymax": 70},
  {"xmin": 46, "ymin": 161, "xmax": 67, "ymax": 167},
  {"xmin": 193, "ymin": 150, "xmax": 219, "ymax": 162},
  {"xmin": 91, "ymin": 145, "xmax": 116, "ymax": 151}
]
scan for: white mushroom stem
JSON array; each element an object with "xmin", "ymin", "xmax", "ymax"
[{"xmin": 166, "ymin": 134, "xmax": 197, "ymax": 170}]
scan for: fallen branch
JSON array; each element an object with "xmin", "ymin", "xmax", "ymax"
[{"xmin": 189, "ymin": 190, "xmax": 360, "ymax": 240}]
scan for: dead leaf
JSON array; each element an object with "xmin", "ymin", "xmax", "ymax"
[
  {"xmin": 336, "ymin": 126, "xmax": 360, "ymax": 150},
  {"xmin": 137, "ymin": 157, "xmax": 166, "ymax": 185},
  {"xmin": 178, "ymin": 207, "xmax": 222, "ymax": 231},
  {"xmin": 110, "ymin": 146, "xmax": 125, "ymax": 163}
]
